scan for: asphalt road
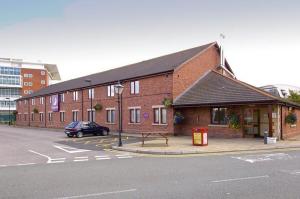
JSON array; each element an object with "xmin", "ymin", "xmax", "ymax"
[{"xmin": 1, "ymin": 126, "xmax": 300, "ymax": 198}]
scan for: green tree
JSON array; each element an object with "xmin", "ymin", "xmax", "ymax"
[{"xmin": 288, "ymin": 90, "xmax": 300, "ymax": 104}]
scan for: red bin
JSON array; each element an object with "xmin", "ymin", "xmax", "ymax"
[{"xmin": 192, "ymin": 127, "xmax": 208, "ymax": 146}]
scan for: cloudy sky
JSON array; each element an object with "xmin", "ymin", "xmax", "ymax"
[{"xmin": 0, "ymin": 0, "xmax": 299, "ymax": 87}]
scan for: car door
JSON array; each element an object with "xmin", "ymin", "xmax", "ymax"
[{"xmin": 81, "ymin": 122, "xmax": 90, "ymax": 134}]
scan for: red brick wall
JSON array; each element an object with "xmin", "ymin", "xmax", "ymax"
[
  {"xmin": 16, "ymin": 74, "xmax": 174, "ymax": 134},
  {"xmin": 173, "ymin": 44, "xmax": 220, "ymax": 99},
  {"xmin": 174, "ymin": 107, "xmax": 243, "ymax": 138},
  {"xmin": 282, "ymin": 106, "xmax": 300, "ymax": 139},
  {"xmin": 21, "ymin": 68, "xmax": 48, "ymax": 96}
]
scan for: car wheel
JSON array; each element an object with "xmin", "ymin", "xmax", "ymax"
[
  {"xmin": 76, "ymin": 131, "xmax": 83, "ymax": 138},
  {"xmin": 102, "ymin": 129, "xmax": 109, "ymax": 136},
  {"xmin": 67, "ymin": 134, "xmax": 73, "ymax": 138}
]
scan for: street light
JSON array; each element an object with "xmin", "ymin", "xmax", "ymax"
[
  {"xmin": 114, "ymin": 81, "xmax": 124, "ymax": 147},
  {"xmin": 5, "ymin": 97, "xmax": 11, "ymax": 126},
  {"xmin": 85, "ymin": 79, "xmax": 93, "ymax": 122}
]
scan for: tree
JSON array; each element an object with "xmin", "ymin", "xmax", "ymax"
[{"xmin": 288, "ymin": 90, "xmax": 300, "ymax": 104}]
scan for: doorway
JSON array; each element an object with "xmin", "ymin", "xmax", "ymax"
[{"xmin": 243, "ymin": 108, "xmax": 260, "ymax": 137}]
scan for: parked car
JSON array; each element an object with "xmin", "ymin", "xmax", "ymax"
[{"xmin": 64, "ymin": 121, "xmax": 110, "ymax": 138}]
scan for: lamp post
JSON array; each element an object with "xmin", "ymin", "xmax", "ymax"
[
  {"xmin": 85, "ymin": 79, "xmax": 93, "ymax": 122},
  {"xmin": 114, "ymin": 81, "xmax": 124, "ymax": 147},
  {"xmin": 5, "ymin": 97, "xmax": 11, "ymax": 126}
]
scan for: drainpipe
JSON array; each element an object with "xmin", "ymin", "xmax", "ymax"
[
  {"xmin": 28, "ymin": 99, "xmax": 30, "ymax": 127},
  {"xmin": 44, "ymin": 97, "xmax": 47, "ymax": 127},
  {"xmin": 81, "ymin": 90, "xmax": 84, "ymax": 121},
  {"xmin": 280, "ymin": 105, "xmax": 283, "ymax": 140}
]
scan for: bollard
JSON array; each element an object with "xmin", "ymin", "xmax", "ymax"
[{"xmin": 264, "ymin": 131, "xmax": 268, "ymax": 144}]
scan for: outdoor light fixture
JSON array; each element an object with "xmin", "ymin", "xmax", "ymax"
[
  {"xmin": 5, "ymin": 97, "xmax": 11, "ymax": 126},
  {"xmin": 85, "ymin": 79, "xmax": 93, "ymax": 122},
  {"xmin": 114, "ymin": 81, "xmax": 124, "ymax": 147}
]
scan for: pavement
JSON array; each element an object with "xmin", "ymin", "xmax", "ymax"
[{"xmin": 113, "ymin": 135, "xmax": 300, "ymax": 155}]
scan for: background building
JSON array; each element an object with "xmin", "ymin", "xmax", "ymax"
[
  {"xmin": 0, "ymin": 58, "xmax": 60, "ymax": 122},
  {"xmin": 261, "ymin": 84, "xmax": 300, "ymax": 98}
]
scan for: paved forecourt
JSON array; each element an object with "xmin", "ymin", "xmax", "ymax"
[{"xmin": 0, "ymin": 125, "xmax": 138, "ymax": 167}]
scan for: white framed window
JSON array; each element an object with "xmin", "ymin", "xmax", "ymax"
[
  {"xmin": 28, "ymin": 82, "xmax": 33, "ymax": 86},
  {"xmin": 152, "ymin": 105, "xmax": 167, "ymax": 125},
  {"xmin": 60, "ymin": 111, "xmax": 65, "ymax": 122},
  {"xmin": 48, "ymin": 112, "xmax": 53, "ymax": 121},
  {"xmin": 28, "ymin": 74, "xmax": 33, "ymax": 78},
  {"xmin": 87, "ymin": 109, "xmax": 96, "ymax": 122},
  {"xmin": 24, "ymin": 82, "xmax": 28, "ymax": 86},
  {"xmin": 60, "ymin": 93, "xmax": 65, "ymax": 102},
  {"xmin": 88, "ymin": 88, "xmax": 94, "ymax": 99},
  {"xmin": 40, "ymin": 97, "xmax": 44, "ymax": 105},
  {"xmin": 106, "ymin": 108, "xmax": 115, "ymax": 123},
  {"xmin": 24, "ymin": 73, "xmax": 29, "ymax": 78},
  {"xmin": 73, "ymin": 91, "xmax": 79, "ymax": 101},
  {"xmin": 129, "ymin": 107, "xmax": 141, "ymax": 123},
  {"xmin": 130, "ymin": 81, "xmax": 140, "ymax": 94},
  {"xmin": 107, "ymin": 85, "xmax": 115, "ymax": 97},
  {"xmin": 41, "ymin": 80, "xmax": 46, "ymax": 84},
  {"xmin": 24, "ymin": 113, "xmax": 28, "ymax": 121},
  {"xmin": 28, "ymin": 90, "xmax": 33, "ymax": 94},
  {"xmin": 24, "ymin": 100, "xmax": 27, "ymax": 105},
  {"xmin": 41, "ymin": 70, "xmax": 46, "ymax": 75},
  {"xmin": 31, "ymin": 112, "xmax": 34, "ymax": 121},
  {"xmin": 49, "ymin": 96, "xmax": 52, "ymax": 104},
  {"xmin": 24, "ymin": 90, "xmax": 28, "ymax": 94},
  {"xmin": 39, "ymin": 112, "xmax": 44, "ymax": 122},
  {"xmin": 72, "ymin": 110, "xmax": 79, "ymax": 121},
  {"xmin": 31, "ymin": 98, "xmax": 35, "ymax": 105}
]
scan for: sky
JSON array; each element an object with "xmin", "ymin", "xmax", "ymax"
[{"xmin": 0, "ymin": 0, "xmax": 299, "ymax": 87}]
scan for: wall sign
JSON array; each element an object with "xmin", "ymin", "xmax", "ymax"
[
  {"xmin": 143, "ymin": 112, "xmax": 149, "ymax": 119},
  {"xmin": 51, "ymin": 95, "xmax": 59, "ymax": 112}
]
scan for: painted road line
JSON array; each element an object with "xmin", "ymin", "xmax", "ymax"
[
  {"xmin": 56, "ymin": 188, "xmax": 137, "ymax": 199},
  {"xmin": 74, "ymin": 156, "xmax": 88, "ymax": 159},
  {"xmin": 17, "ymin": 163, "xmax": 36, "ymax": 166},
  {"xmin": 49, "ymin": 161, "xmax": 65, "ymax": 164},
  {"xmin": 212, "ymin": 175, "xmax": 269, "ymax": 183},
  {"xmin": 232, "ymin": 153, "xmax": 292, "ymax": 163},
  {"xmin": 0, "ymin": 165, "xmax": 7, "ymax": 167},
  {"xmin": 95, "ymin": 155, "xmax": 110, "ymax": 158},
  {"xmin": 116, "ymin": 154, "xmax": 133, "ymax": 159},
  {"xmin": 29, "ymin": 150, "xmax": 65, "ymax": 163},
  {"xmin": 74, "ymin": 159, "xmax": 88, "ymax": 162},
  {"xmin": 96, "ymin": 157, "xmax": 111, "ymax": 160},
  {"xmin": 53, "ymin": 145, "xmax": 91, "ymax": 154}
]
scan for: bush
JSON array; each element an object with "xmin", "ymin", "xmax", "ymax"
[
  {"xmin": 285, "ymin": 112, "xmax": 297, "ymax": 124},
  {"xmin": 228, "ymin": 113, "xmax": 241, "ymax": 129},
  {"xmin": 162, "ymin": 98, "xmax": 172, "ymax": 108},
  {"xmin": 93, "ymin": 103, "xmax": 103, "ymax": 111},
  {"xmin": 174, "ymin": 112, "xmax": 184, "ymax": 124},
  {"xmin": 33, "ymin": 108, "xmax": 39, "ymax": 114}
]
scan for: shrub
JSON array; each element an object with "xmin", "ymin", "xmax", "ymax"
[
  {"xmin": 93, "ymin": 103, "xmax": 103, "ymax": 111},
  {"xmin": 228, "ymin": 112, "xmax": 241, "ymax": 129},
  {"xmin": 162, "ymin": 98, "xmax": 172, "ymax": 108},
  {"xmin": 33, "ymin": 108, "xmax": 39, "ymax": 114},
  {"xmin": 285, "ymin": 112, "xmax": 297, "ymax": 124},
  {"xmin": 174, "ymin": 112, "xmax": 184, "ymax": 124}
]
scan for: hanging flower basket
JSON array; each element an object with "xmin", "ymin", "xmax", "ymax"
[
  {"xmin": 162, "ymin": 98, "xmax": 172, "ymax": 108},
  {"xmin": 174, "ymin": 112, "xmax": 184, "ymax": 124},
  {"xmin": 33, "ymin": 108, "xmax": 39, "ymax": 114},
  {"xmin": 93, "ymin": 103, "xmax": 103, "ymax": 111},
  {"xmin": 285, "ymin": 112, "xmax": 297, "ymax": 125},
  {"xmin": 228, "ymin": 112, "xmax": 241, "ymax": 129}
]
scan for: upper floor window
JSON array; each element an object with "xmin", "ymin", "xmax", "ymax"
[
  {"xmin": 130, "ymin": 81, "xmax": 139, "ymax": 94},
  {"xmin": 24, "ymin": 74, "xmax": 28, "ymax": 78},
  {"xmin": 211, "ymin": 107, "xmax": 228, "ymax": 125},
  {"xmin": 49, "ymin": 96, "xmax": 52, "ymax": 104},
  {"xmin": 28, "ymin": 74, "xmax": 33, "ymax": 78},
  {"xmin": 0, "ymin": 66, "xmax": 20, "ymax": 75},
  {"xmin": 107, "ymin": 85, "xmax": 115, "ymax": 97},
  {"xmin": 41, "ymin": 80, "xmax": 46, "ymax": 85},
  {"xmin": 40, "ymin": 97, "xmax": 44, "ymax": 105},
  {"xmin": 88, "ymin": 88, "xmax": 94, "ymax": 99},
  {"xmin": 31, "ymin": 98, "xmax": 35, "ymax": 105},
  {"xmin": 24, "ymin": 82, "xmax": 28, "ymax": 86},
  {"xmin": 73, "ymin": 91, "xmax": 79, "ymax": 101},
  {"xmin": 0, "ymin": 75, "xmax": 21, "ymax": 85},
  {"xmin": 60, "ymin": 93, "xmax": 65, "ymax": 102},
  {"xmin": 41, "ymin": 70, "xmax": 46, "ymax": 75},
  {"xmin": 28, "ymin": 90, "xmax": 33, "ymax": 94},
  {"xmin": 28, "ymin": 82, "xmax": 33, "ymax": 86}
]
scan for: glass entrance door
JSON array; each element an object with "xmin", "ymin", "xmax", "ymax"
[{"xmin": 243, "ymin": 108, "xmax": 260, "ymax": 137}]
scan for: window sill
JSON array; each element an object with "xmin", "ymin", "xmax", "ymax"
[
  {"xmin": 208, "ymin": 124, "xmax": 229, "ymax": 128},
  {"xmin": 106, "ymin": 123, "xmax": 116, "ymax": 125},
  {"xmin": 152, "ymin": 123, "xmax": 168, "ymax": 126},
  {"xmin": 128, "ymin": 123, "xmax": 141, "ymax": 125}
]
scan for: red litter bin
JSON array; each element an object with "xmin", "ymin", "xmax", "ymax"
[{"xmin": 192, "ymin": 127, "xmax": 208, "ymax": 146}]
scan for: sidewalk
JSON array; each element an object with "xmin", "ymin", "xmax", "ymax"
[{"xmin": 113, "ymin": 136, "xmax": 300, "ymax": 155}]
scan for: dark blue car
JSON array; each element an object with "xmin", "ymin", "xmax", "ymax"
[{"xmin": 64, "ymin": 121, "xmax": 110, "ymax": 138}]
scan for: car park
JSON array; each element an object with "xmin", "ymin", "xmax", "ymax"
[{"xmin": 64, "ymin": 121, "xmax": 110, "ymax": 138}]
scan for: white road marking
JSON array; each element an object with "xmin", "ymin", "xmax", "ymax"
[
  {"xmin": 56, "ymin": 188, "xmax": 137, "ymax": 199},
  {"xmin": 74, "ymin": 159, "xmax": 88, "ymax": 162},
  {"xmin": 117, "ymin": 156, "xmax": 132, "ymax": 159},
  {"xmin": 49, "ymin": 161, "xmax": 65, "ymax": 164},
  {"xmin": 116, "ymin": 154, "xmax": 133, "ymax": 159},
  {"xmin": 53, "ymin": 145, "xmax": 90, "ymax": 154},
  {"xmin": 232, "ymin": 153, "xmax": 292, "ymax": 163},
  {"xmin": 17, "ymin": 163, "xmax": 36, "ymax": 166},
  {"xmin": 74, "ymin": 156, "xmax": 88, "ymax": 159},
  {"xmin": 0, "ymin": 165, "xmax": 7, "ymax": 167},
  {"xmin": 96, "ymin": 157, "xmax": 111, "ymax": 160},
  {"xmin": 212, "ymin": 175, "xmax": 269, "ymax": 183},
  {"xmin": 29, "ymin": 150, "xmax": 65, "ymax": 164},
  {"xmin": 95, "ymin": 155, "xmax": 109, "ymax": 158}
]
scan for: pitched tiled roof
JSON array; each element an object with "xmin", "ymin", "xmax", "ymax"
[
  {"xmin": 21, "ymin": 42, "xmax": 216, "ymax": 99},
  {"xmin": 174, "ymin": 70, "xmax": 300, "ymax": 107}
]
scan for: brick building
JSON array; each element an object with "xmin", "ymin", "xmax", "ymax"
[
  {"xmin": 15, "ymin": 42, "xmax": 300, "ymax": 139},
  {"xmin": 0, "ymin": 58, "xmax": 60, "ymax": 122}
]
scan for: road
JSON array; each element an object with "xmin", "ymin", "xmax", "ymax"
[{"xmin": 1, "ymin": 126, "xmax": 300, "ymax": 198}]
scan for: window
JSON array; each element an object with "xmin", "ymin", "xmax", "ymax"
[
  {"xmin": 0, "ymin": 66, "xmax": 20, "ymax": 75},
  {"xmin": 24, "ymin": 100, "xmax": 27, "ymax": 105},
  {"xmin": 88, "ymin": 88, "xmax": 94, "ymax": 99},
  {"xmin": 28, "ymin": 90, "xmax": 33, "ymax": 94},
  {"xmin": 49, "ymin": 96, "xmax": 52, "ymax": 104},
  {"xmin": 24, "ymin": 82, "xmax": 28, "ymax": 86},
  {"xmin": 31, "ymin": 112, "xmax": 34, "ymax": 121},
  {"xmin": 60, "ymin": 93, "xmax": 64, "ymax": 102},
  {"xmin": 211, "ymin": 107, "xmax": 228, "ymax": 125},
  {"xmin": 24, "ymin": 73, "xmax": 29, "ymax": 78},
  {"xmin": 73, "ymin": 91, "xmax": 79, "ymax": 101},
  {"xmin": 107, "ymin": 85, "xmax": 115, "ymax": 97},
  {"xmin": 129, "ymin": 107, "xmax": 141, "ymax": 123},
  {"xmin": 48, "ymin": 112, "xmax": 53, "ymax": 121},
  {"xmin": 31, "ymin": 98, "xmax": 35, "ymax": 105},
  {"xmin": 60, "ymin": 111, "xmax": 65, "ymax": 122},
  {"xmin": 41, "ymin": 70, "xmax": 46, "ymax": 75},
  {"xmin": 106, "ymin": 108, "xmax": 115, "ymax": 123},
  {"xmin": 40, "ymin": 97, "xmax": 44, "ymax": 105},
  {"xmin": 87, "ymin": 109, "xmax": 96, "ymax": 122},
  {"xmin": 39, "ymin": 112, "xmax": 44, "ymax": 122},
  {"xmin": 153, "ymin": 106, "xmax": 167, "ymax": 124},
  {"xmin": 24, "ymin": 113, "xmax": 27, "ymax": 121},
  {"xmin": 41, "ymin": 80, "xmax": 46, "ymax": 84},
  {"xmin": 0, "ymin": 88, "xmax": 20, "ymax": 97},
  {"xmin": 28, "ymin": 74, "xmax": 33, "ymax": 78},
  {"xmin": 130, "ymin": 81, "xmax": 140, "ymax": 94},
  {"xmin": 72, "ymin": 110, "xmax": 79, "ymax": 122},
  {"xmin": 28, "ymin": 82, "xmax": 33, "ymax": 86},
  {"xmin": 0, "ymin": 76, "xmax": 21, "ymax": 85}
]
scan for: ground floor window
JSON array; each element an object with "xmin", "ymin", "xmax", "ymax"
[
  {"xmin": 31, "ymin": 113, "xmax": 34, "ymax": 121},
  {"xmin": 153, "ymin": 106, "xmax": 167, "ymax": 124},
  {"xmin": 87, "ymin": 109, "xmax": 95, "ymax": 122},
  {"xmin": 129, "ymin": 107, "xmax": 141, "ymax": 123},
  {"xmin": 211, "ymin": 107, "xmax": 228, "ymax": 125},
  {"xmin": 48, "ymin": 112, "xmax": 53, "ymax": 121},
  {"xmin": 60, "ymin": 111, "xmax": 65, "ymax": 122},
  {"xmin": 106, "ymin": 108, "xmax": 115, "ymax": 124},
  {"xmin": 72, "ymin": 111, "xmax": 78, "ymax": 122},
  {"xmin": 24, "ymin": 114, "xmax": 27, "ymax": 121},
  {"xmin": 39, "ymin": 113, "xmax": 44, "ymax": 122}
]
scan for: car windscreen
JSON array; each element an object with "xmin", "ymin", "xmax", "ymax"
[{"xmin": 66, "ymin": 121, "xmax": 79, "ymax": 128}]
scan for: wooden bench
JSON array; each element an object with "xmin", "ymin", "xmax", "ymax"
[{"xmin": 141, "ymin": 131, "xmax": 169, "ymax": 146}]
